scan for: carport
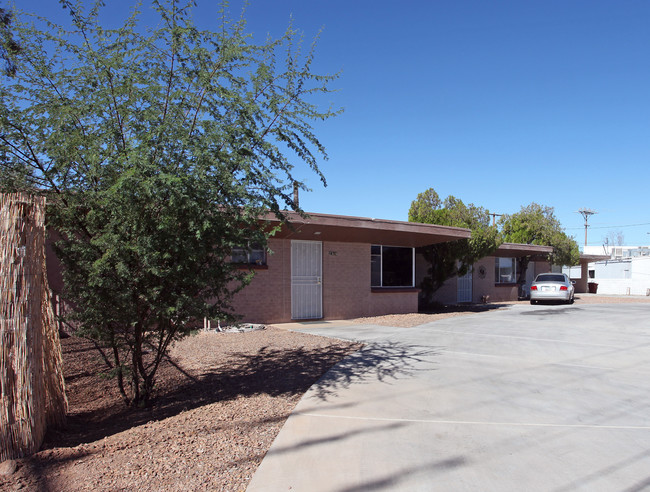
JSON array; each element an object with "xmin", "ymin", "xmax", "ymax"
[{"xmin": 574, "ymin": 253, "xmax": 611, "ymax": 293}]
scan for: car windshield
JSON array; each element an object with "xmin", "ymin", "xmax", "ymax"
[{"xmin": 535, "ymin": 274, "xmax": 566, "ymax": 283}]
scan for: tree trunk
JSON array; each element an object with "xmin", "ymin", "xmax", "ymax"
[{"xmin": 516, "ymin": 256, "xmax": 531, "ymax": 299}]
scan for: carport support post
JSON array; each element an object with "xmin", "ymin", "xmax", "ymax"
[{"xmin": 578, "ymin": 262, "xmax": 589, "ymax": 293}]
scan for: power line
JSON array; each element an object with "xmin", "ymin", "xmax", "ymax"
[{"xmin": 565, "ymin": 221, "xmax": 650, "ymax": 231}]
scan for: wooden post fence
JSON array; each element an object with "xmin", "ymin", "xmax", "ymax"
[{"xmin": 1, "ymin": 193, "xmax": 67, "ymax": 461}]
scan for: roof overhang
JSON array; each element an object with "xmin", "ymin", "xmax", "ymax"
[
  {"xmin": 264, "ymin": 211, "xmax": 471, "ymax": 248},
  {"xmin": 493, "ymin": 243, "xmax": 554, "ymax": 259},
  {"xmin": 579, "ymin": 254, "xmax": 610, "ymax": 264}
]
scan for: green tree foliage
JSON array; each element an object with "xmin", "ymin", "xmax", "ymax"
[
  {"xmin": 0, "ymin": 6, "xmax": 21, "ymax": 76},
  {"xmin": 408, "ymin": 188, "xmax": 501, "ymax": 306},
  {"xmin": 500, "ymin": 203, "xmax": 580, "ymax": 292},
  {"xmin": 0, "ymin": 0, "xmax": 339, "ymax": 406}
]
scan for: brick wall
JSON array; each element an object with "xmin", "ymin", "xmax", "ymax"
[
  {"xmin": 232, "ymin": 247, "xmax": 556, "ymax": 321},
  {"xmin": 321, "ymin": 241, "xmax": 370, "ymax": 319},
  {"xmin": 472, "ymin": 259, "xmax": 495, "ymax": 303},
  {"xmin": 369, "ymin": 289, "xmax": 419, "ymax": 315},
  {"xmin": 431, "ymin": 277, "xmax": 457, "ymax": 304},
  {"xmin": 420, "ymin": 255, "xmax": 552, "ymax": 305},
  {"xmin": 232, "ymin": 239, "xmax": 419, "ymax": 323},
  {"xmin": 230, "ymin": 238, "xmax": 291, "ymax": 324},
  {"xmin": 46, "ymin": 234, "xmax": 421, "ymax": 325},
  {"xmin": 534, "ymin": 261, "xmax": 551, "ymax": 276},
  {"xmin": 415, "ymin": 251, "xmax": 457, "ymax": 305}
]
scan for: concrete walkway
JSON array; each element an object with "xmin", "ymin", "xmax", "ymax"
[{"xmin": 247, "ymin": 303, "xmax": 650, "ymax": 491}]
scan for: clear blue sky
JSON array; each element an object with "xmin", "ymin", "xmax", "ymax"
[{"xmin": 18, "ymin": 0, "xmax": 650, "ymax": 248}]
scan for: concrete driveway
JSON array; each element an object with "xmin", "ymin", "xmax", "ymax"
[{"xmin": 247, "ymin": 303, "xmax": 650, "ymax": 492}]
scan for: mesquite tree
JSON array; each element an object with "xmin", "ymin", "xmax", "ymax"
[
  {"xmin": 0, "ymin": 6, "xmax": 21, "ymax": 76},
  {"xmin": 0, "ymin": 0, "xmax": 340, "ymax": 406},
  {"xmin": 408, "ymin": 188, "xmax": 501, "ymax": 307},
  {"xmin": 500, "ymin": 203, "xmax": 580, "ymax": 296}
]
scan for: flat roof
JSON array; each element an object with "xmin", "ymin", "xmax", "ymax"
[
  {"xmin": 267, "ymin": 211, "xmax": 471, "ymax": 248},
  {"xmin": 579, "ymin": 254, "xmax": 611, "ymax": 264},
  {"xmin": 493, "ymin": 243, "xmax": 554, "ymax": 259}
]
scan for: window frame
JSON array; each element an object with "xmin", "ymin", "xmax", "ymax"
[
  {"xmin": 494, "ymin": 257, "xmax": 517, "ymax": 284},
  {"xmin": 371, "ymin": 244, "xmax": 415, "ymax": 288},
  {"xmin": 231, "ymin": 242, "xmax": 267, "ymax": 267}
]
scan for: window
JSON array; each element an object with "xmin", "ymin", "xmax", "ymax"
[
  {"xmin": 371, "ymin": 245, "xmax": 414, "ymax": 287},
  {"xmin": 231, "ymin": 242, "xmax": 266, "ymax": 266},
  {"xmin": 535, "ymin": 274, "xmax": 568, "ymax": 282},
  {"xmin": 495, "ymin": 257, "xmax": 517, "ymax": 284}
]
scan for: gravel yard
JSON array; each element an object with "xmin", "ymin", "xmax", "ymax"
[
  {"xmin": 2, "ymin": 328, "xmax": 360, "ymax": 492},
  {"xmin": 2, "ymin": 294, "xmax": 649, "ymax": 491}
]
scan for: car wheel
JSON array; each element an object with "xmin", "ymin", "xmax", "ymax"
[{"xmin": 569, "ymin": 295, "xmax": 575, "ymax": 304}]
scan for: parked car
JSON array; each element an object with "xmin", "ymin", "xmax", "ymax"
[{"xmin": 530, "ymin": 273, "xmax": 575, "ymax": 304}]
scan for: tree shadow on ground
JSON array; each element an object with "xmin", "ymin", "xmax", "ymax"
[
  {"xmin": 309, "ymin": 341, "xmax": 441, "ymax": 400},
  {"xmin": 44, "ymin": 333, "xmax": 440, "ymax": 449},
  {"xmin": 420, "ymin": 302, "xmax": 515, "ymax": 315},
  {"xmin": 339, "ymin": 455, "xmax": 468, "ymax": 492}
]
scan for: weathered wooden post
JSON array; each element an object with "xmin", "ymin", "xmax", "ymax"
[{"xmin": 1, "ymin": 193, "xmax": 67, "ymax": 461}]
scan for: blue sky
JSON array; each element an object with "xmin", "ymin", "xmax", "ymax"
[{"xmin": 18, "ymin": 1, "xmax": 650, "ymax": 248}]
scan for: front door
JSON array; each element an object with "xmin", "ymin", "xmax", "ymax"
[
  {"xmin": 291, "ymin": 240, "xmax": 323, "ymax": 319},
  {"xmin": 457, "ymin": 266, "xmax": 473, "ymax": 303}
]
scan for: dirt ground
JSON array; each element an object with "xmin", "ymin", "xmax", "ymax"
[{"xmin": 2, "ymin": 295, "xmax": 649, "ymax": 491}]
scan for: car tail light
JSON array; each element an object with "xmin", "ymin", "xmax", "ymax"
[
  {"xmin": 560, "ymin": 286, "xmax": 568, "ymax": 291},
  {"xmin": 530, "ymin": 286, "xmax": 537, "ymax": 291}
]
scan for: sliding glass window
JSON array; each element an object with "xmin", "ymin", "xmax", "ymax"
[{"xmin": 371, "ymin": 245, "xmax": 415, "ymax": 287}]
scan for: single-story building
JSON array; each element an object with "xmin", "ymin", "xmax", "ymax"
[
  {"xmin": 45, "ymin": 210, "xmax": 472, "ymax": 325},
  {"xmin": 229, "ymin": 211, "xmax": 471, "ymax": 323},
  {"xmin": 45, "ymin": 209, "xmax": 563, "ymax": 325},
  {"xmin": 417, "ymin": 243, "xmax": 554, "ymax": 305}
]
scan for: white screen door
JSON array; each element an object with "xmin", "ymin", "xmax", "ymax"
[
  {"xmin": 457, "ymin": 266, "xmax": 473, "ymax": 303},
  {"xmin": 291, "ymin": 240, "xmax": 323, "ymax": 319}
]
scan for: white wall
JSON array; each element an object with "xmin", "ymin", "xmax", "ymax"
[
  {"xmin": 592, "ymin": 260, "xmax": 631, "ymax": 279},
  {"xmin": 563, "ymin": 265, "xmax": 581, "ymax": 279},
  {"xmin": 589, "ymin": 279, "xmax": 650, "ymax": 296},
  {"xmin": 586, "ymin": 257, "xmax": 650, "ymax": 296}
]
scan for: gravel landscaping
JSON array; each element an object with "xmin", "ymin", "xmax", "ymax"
[
  {"xmin": 1, "ymin": 294, "xmax": 649, "ymax": 491},
  {"xmin": 1, "ymin": 328, "xmax": 360, "ymax": 491}
]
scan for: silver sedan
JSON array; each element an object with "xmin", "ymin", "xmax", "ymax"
[{"xmin": 530, "ymin": 273, "xmax": 575, "ymax": 304}]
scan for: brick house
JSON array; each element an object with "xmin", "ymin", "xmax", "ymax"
[
  {"xmin": 46, "ymin": 210, "xmax": 556, "ymax": 326},
  {"xmin": 229, "ymin": 212, "xmax": 556, "ymax": 324},
  {"xmin": 418, "ymin": 243, "xmax": 554, "ymax": 305},
  {"xmin": 229, "ymin": 211, "xmax": 471, "ymax": 323}
]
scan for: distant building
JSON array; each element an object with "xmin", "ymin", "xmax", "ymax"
[{"xmin": 564, "ymin": 245, "xmax": 650, "ymax": 296}]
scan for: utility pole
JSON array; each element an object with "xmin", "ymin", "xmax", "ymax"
[
  {"xmin": 577, "ymin": 208, "xmax": 597, "ymax": 247},
  {"xmin": 489, "ymin": 213, "xmax": 502, "ymax": 226}
]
